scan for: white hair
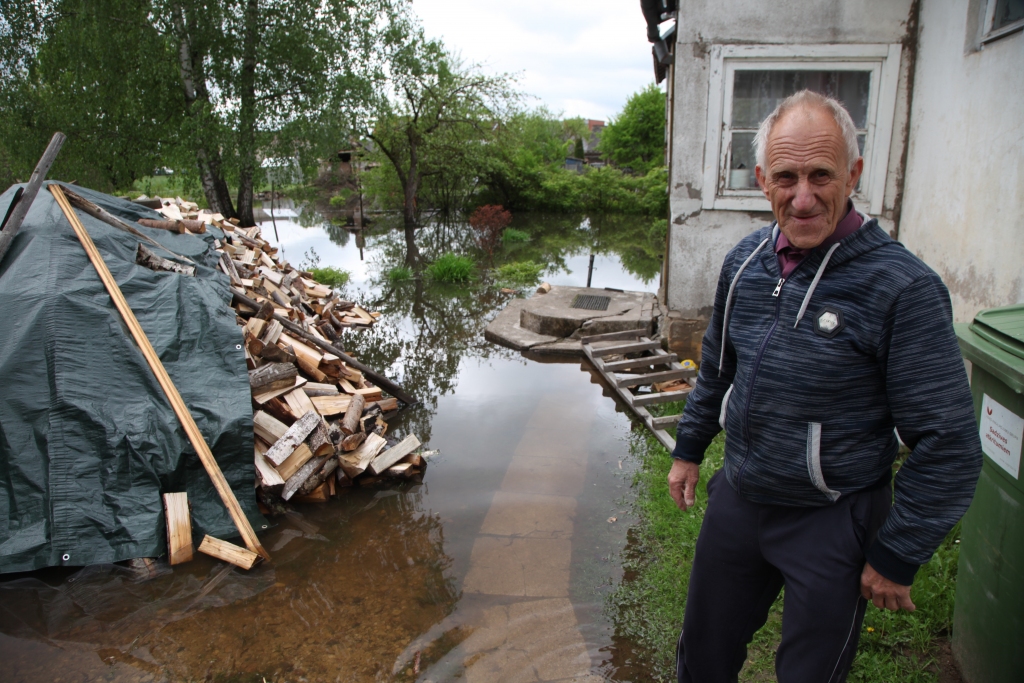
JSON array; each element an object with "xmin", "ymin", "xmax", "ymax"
[{"xmin": 753, "ymin": 90, "xmax": 860, "ymax": 171}]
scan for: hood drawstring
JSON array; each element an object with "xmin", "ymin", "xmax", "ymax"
[
  {"xmin": 718, "ymin": 227, "xmax": 775, "ymax": 376},
  {"xmin": 793, "ymin": 242, "xmax": 841, "ymax": 329}
]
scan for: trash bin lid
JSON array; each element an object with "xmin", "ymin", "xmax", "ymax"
[{"xmin": 971, "ymin": 304, "xmax": 1024, "ymax": 362}]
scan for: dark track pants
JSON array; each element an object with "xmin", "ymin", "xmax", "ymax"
[{"xmin": 676, "ymin": 470, "xmax": 891, "ymax": 683}]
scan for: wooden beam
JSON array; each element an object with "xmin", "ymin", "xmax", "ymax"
[
  {"xmin": 651, "ymin": 414, "xmax": 683, "ymax": 430},
  {"xmin": 50, "ymin": 185, "xmax": 269, "ymax": 561},
  {"xmin": 198, "ymin": 535, "xmax": 259, "ymax": 570},
  {"xmin": 163, "ymin": 492, "xmax": 193, "ymax": 565},
  {"xmin": 616, "ymin": 368, "xmax": 697, "ymax": 388},
  {"xmin": 591, "ymin": 340, "xmax": 662, "ymax": 357},
  {"xmin": 601, "ymin": 353, "xmax": 679, "ymax": 372},
  {"xmin": 578, "ymin": 328, "xmax": 645, "ymax": 344},
  {"xmin": 632, "ymin": 388, "xmax": 693, "ymax": 406},
  {"xmin": 0, "ymin": 133, "xmax": 65, "ymax": 264}
]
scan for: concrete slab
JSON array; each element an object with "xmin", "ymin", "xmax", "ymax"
[
  {"xmin": 484, "ymin": 286, "xmax": 657, "ymax": 358},
  {"xmin": 462, "ymin": 536, "xmax": 572, "ymax": 597},
  {"xmin": 501, "ymin": 455, "xmax": 587, "ymax": 497},
  {"xmin": 479, "ymin": 492, "xmax": 577, "ymax": 539}
]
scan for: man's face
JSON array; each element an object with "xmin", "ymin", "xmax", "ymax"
[{"xmin": 755, "ymin": 105, "xmax": 864, "ymax": 250}]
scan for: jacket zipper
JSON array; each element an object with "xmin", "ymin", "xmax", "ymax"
[{"xmin": 735, "ymin": 278, "xmax": 784, "ymax": 492}]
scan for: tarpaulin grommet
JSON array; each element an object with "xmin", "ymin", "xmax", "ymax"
[
  {"xmin": 62, "ymin": 553, "xmax": 70, "ymax": 561},
  {"xmin": 235, "ymin": 344, "xmax": 242, "ymax": 350}
]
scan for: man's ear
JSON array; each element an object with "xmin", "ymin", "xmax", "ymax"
[
  {"xmin": 846, "ymin": 157, "xmax": 865, "ymax": 196},
  {"xmin": 755, "ymin": 165, "xmax": 769, "ymax": 198}
]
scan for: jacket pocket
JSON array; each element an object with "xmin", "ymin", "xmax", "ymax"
[
  {"xmin": 718, "ymin": 384, "xmax": 734, "ymax": 431},
  {"xmin": 806, "ymin": 422, "xmax": 841, "ymax": 502}
]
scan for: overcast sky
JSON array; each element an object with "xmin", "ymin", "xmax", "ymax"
[{"xmin": 412, "ymin": 0, "xmax": 658, "ymax": 123}]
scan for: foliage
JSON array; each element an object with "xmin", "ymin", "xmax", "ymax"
[
  {"xmin": 609, "ymin": 425, "xmax": 965, "ymax": 682},
  {"xmin": 386, "ymin": 265, "xmax": 413, "ymax": 282},
  {"xmin": 469, "ymin": 204, "xmax": 512, "ymax": 257},
  {"xmin": 308, "ymin": 266, "xmax": 350, "ymax": 288},
  {"xmin": 600, "ymin": 83, "xmax": 667, "ymax": 175},
  {"xmin": 329, "ymin": 188, "xmax": 354, "ymax": 207},
  {"xmin": 494, "ymin": 261, "xmax": 544, "ymax": 286},
  {"xmin": 501, "ymin": 228, "xmax": 530, "ymax": 243},
  {"xmin": 425, "ymin": 253, "xmax": 473, "ymax": 283}
]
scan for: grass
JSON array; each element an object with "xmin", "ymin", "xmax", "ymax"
[
  {"xmin": 502, "ymin": 227, "xmax": 531, "ymax": 243},
  {"xmin": 307, "ymin": 266, "xmax": 350, "ymax": 288},
  {"xmin": 494, "ymin": 260, "xmax": 544, "ymax": 287},
  {"xmin": 609, "ymin": 422, "xmax": 962, "ymax": 682},
  {"xmin": 426, "ymin": 253, "xmax": 474, "ymax": 283},
  {"xmin": 386, "ymin": 265, "xmax": 413, "ymax": 282}
]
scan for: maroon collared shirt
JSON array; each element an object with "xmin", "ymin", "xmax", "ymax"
[{"xmin": 775, "ymin": 201, "xmax": 864, "ymax": 279}]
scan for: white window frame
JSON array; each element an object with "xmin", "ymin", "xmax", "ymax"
[
  {"xmin": 701, "ymin": 44, "xmax": 902, "ymax": 215},
  {"xmin": 982, "ymin": 0, "xmax": 1024, "ymax": 43}
]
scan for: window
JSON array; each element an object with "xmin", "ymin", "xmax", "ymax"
[
  {"xmin": 701, "ymin": 45, "xmax": 902, "ymax": 215},
  {"xmin": 984, "ymin": 0, "xmax": 1024, "ymax": 42}
]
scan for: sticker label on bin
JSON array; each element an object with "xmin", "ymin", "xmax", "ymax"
[{"xmin": 980, "ymin": 394, "xmax": 1023, "ymax": 479}]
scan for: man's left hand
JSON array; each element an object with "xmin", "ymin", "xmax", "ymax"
[{"xmin": 860, "ymin": 563, "xmax": 915, "ymax": 612}]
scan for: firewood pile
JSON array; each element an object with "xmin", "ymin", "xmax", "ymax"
[{"xmin": 196, "ymin": 214, "xmax": 426, "ymax": 514}]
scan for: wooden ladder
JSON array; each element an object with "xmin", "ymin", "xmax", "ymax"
[{"xmin": 581, "ymin": 329, "xmax": 696, "ymax": 451}]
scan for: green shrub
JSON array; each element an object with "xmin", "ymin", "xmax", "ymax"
[
  {"xmin": 502, "ymin": 228, "xmax": 531, "ymax": 243},
  {"xmin": 495, "ymin": 260, "xmax": 544, "ymax": 286},
  {"xmin": 426, "ymin": 253, "xmax": 474, "ymax": 283},
  {"xmin": 308, "ymin": 266, "xmax": 350, "ymax": 288},
  {"xmin": 386, "ymin": 265, "xmax": 413, "ymax": 282},
  {"xmin": 329, "ymin": 188, "xmax": 353, "ymax": 207}
]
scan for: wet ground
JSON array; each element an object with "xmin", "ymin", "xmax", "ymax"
[{"xmin": 0, "ymin": 206, "xmax": 666, "ymax": 682}]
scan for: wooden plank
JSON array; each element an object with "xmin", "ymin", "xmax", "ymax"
[
  {"xmin": 275, "ymin": 443, "xmax": 314, "ymax": 481},
  {"xmin": 578, "ymin": 328, "xmax": 645, "ymax": 344},
  {"xmin": 283, "ymin": 387, "xmax": 318, "ymax": 419},
  {"xmin": 0, "ymin": 133, "xmax": 65, "ymax": 264},
  {"xmin": 601, "ymin": 353, "xmax": 679, "ymax": 372},
  {"xmin": 310, "ymin": 394, "xmax": 353, "ymax": 417},
  {"xmin": 253, "ymin": 410, "xmax": 288, "ymax": 444},
  {"xmin": 368, "ymin": 434, "xmax": 422, "ymax": 475},
  {"xmin": 632, "ymin": 388, "xmax": 693, "ymax": 407},
  {"xmin": 162, "ymin": 492, "xmax": 193, "ymax": 565},
  {"xmin": 50, "ymin": 186, "xmax": 269, "ymax": 562},
  {"xmin": 338, "ymin": 433, "xmax": 387, "ymax": 478},
  {"xmin": 616, "ymin": 368, "xmax": 696, "ymax": 388},
  {"xmin": 263, "ymin": 410, "xmax": 320, "ymax": 466},
  {"xmin": 252, "ymin": 375, "xmax": 307, "ymax": 404},
  {"xmin": 591, "ymin": 340, "xmax": 662, "ymax": 357},
  {"xmin": 651, "ymin": 414, "xmax": 683, "ymax": 430},
  {"xmin": 197, "ymin": 535, "xmax": 259, "ymax": 570}
]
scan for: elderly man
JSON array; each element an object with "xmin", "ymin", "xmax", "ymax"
[{"xmin": 668, "ymin": 90, "xmax": 982, "ymax": 682}]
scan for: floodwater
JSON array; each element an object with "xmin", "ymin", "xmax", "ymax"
[{"xmin": 0, "ymin": 204, "xmax": 666, "ymax": 682}]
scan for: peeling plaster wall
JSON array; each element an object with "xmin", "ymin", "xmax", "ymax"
[
  {"xmin": 898, "ymin": 0, "xmax": 1024, "ymax": 322},
  {"xmin": 665, "ymin": 0, "xmax": 915, "ymax": 321}
]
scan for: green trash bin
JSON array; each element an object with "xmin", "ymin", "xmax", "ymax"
[{"xmin": 952, "ymin": 304, "xmax": 1024, "ymax": 683}]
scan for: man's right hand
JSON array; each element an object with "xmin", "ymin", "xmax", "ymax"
[{"xmin": 668, "ymin": 459, "xmax": 701, "ymax": 510}]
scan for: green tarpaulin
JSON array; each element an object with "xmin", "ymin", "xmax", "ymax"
[{"xmin": 0, "ymin": 182, "xmax": 263, "ymax": 573}]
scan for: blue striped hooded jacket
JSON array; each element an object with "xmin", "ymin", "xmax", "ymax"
[{"xmin": 672, "ymin": 217, "xmax": 983, "ymax": 585}]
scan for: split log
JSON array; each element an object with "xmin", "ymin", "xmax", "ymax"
[
  {"xmin": 198, "ymin": 535, "xmax": 259, "ymax": 570},
  {"xmin": 338, "ymin": 433, "xmax": 387, "ymax": 478},
  {"xmin": 248, "ymin": 362, "xmax": 297, "ymax": 392},
  {"xmin": 163, "ymin": 492, "xmax": 193, "ymax": 565},
  {"xmin": 137, "ymin": 218, "xmax": 185, "ymax": 234},
  {"xmin": 306, "ymin": 419, "xmax": 334, "ymax": 458},
  {"xmin": 247, "ymin": 337, "xmax": 297, "ymax": 364},
  {"xmin": 283, "ymin": 387, "xmax": 318, "ymax": 420},
  {"xmin": 136, "ymin": 243, "xmax": 195, "ymax": 276},
  {"xmin": 219, "ymin": 251, "xmax": 242, "ymax": 286},
  {"xmin": 368, "ymin": 434, "xmax": 422, "ymax": 476},
  {"xmin": 281, "ymin": 454, "xmax": 331, "ymax": 501},
  {"xmin": 252, "ymin": 375, "xmax": 306, "ymax": 404},
  {"xmin": 341, "ymin": 393, "xmax": 366, "ymax": 435},
  {"xmin": 255, "ymin": 300, "xmax": 276, "ymax": 321},
  {"xmin": 302, "ymin": 382, "xmax": 339, "ymax": 397},
  {"xmin": 310, "ymin": 394, "xmax": 353, "ymax": 417},
  {"xmin": 253, "ymin": 410, "xmax": 288, "ymax": 444},
  {"xmin": 298, "ymin": 458, "xmax": 338, "ymax": 497},
  {"xmin": 293, "ymin": 482, "xmax": 330, "ymax": 503},
  {"xmin": 263, "ymin": 410, "xmax": 320, "ymax": 466},
  {"xmin": 341, "ymin": 432, "xmax": 366, "ymax": 452},
  {"xmin": 275, "ymin": 443, "xmax": 314, "ymax": 481},
  {"xmin": 255, "ymin": 441, "xmax": 285, "ymax": 492}
]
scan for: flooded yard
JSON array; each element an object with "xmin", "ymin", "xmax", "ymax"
[{"xmin": 0, "ymin": 204, "xmax": 667, "ymax": 682}]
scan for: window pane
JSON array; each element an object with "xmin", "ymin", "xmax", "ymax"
[
  {"xmin": 992, "ymin": 0, "xmax": 1024, "ymax": 30},
  {"xmin": 732, "ymin": 70, "xmax": 871, "ymax": 128},
  {"xmin": 729, "ymin": 132, "xmax": 757, "ymax": 188}
]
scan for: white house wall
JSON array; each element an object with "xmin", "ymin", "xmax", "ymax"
[
  {"xmin": 664, "ymin": 0, "xmax": 916, "ymax": 329},
  {"xmin": 898, "ymin": 0, "xmax": 1024, "ymax": 321}
]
